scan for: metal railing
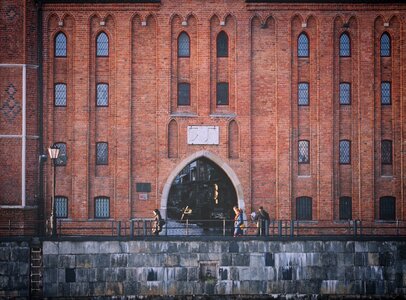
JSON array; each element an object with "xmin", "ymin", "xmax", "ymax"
[{"xmin": 1, "ymin": 219, "xmax": 405, "ymax": 238}]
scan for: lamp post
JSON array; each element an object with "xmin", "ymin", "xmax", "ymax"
[{"xmin": 48, "ymin": 144, "xmax": 60, "ymax": 236}]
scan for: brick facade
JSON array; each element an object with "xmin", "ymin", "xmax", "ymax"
[{"xmin": 1, "ymin": 0, "xmax": 405, "ymax": 232}]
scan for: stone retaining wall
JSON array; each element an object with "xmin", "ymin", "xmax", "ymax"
[
  {"xmin": 0, "ymin": 241, "xmax": 30, "ymax": 298},
  {"xmin": 42, "ymin": 240, "xmax": 406, "ymax": 297}
]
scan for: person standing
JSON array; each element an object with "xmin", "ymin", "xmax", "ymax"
[
  {"xmin": 152, "ymin": 209, "xmax": 163, "ymax": 236},
  {"xmin": 233, "ymin": 206, "xmax": 244, "ymax": 237},
  {"xmin": 256, "ymin": 206, "xmax": 270, "ymax": 236}
]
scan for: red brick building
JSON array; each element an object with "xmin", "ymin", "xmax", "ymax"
[{"xmin": 1, "ymin": 0, "xmax": 405, "ymax": 234}]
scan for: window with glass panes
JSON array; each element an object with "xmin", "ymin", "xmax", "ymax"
[
  {"xmin": 96, "ymin": 32, "xmax": 109, "ymax": 56},
  {"xmin": 216, "ymin": 82, "xmax": 229, "ymax": 105},
  {"xmin": 296, "ymin": 197, "xmax": 312, "ymax": 220},
  {"xmin": 55, "ymin": 83, "xmax": 67, "ymax": 106},
  {"xmin": 339, "ymin": 140, "xmax": 351, "ymax": 164},
  {"xmin": 339, "ymin": 197, "xmax": 352, "ymax": 220},
  {"xmin": 298, "ymin": 140, "xmax": 309, "ymax": 164},
  {"xmin": 298, "ymin": 83, "xmax": 309, "ymax": 105},
  {"xmin": 298, "ymin": 33, "xmax": 309, "ymax": 57},
  {"xmin": 381, "ymin": 140, "xmax": 392, "ymax": 165},
  {"xmin": 55, "ymin": 196, "xmax": 68, "ymax": 218},
  {"xmin": 217, "ymin": 31, "xmax": 228, "ymax": 57},
  {"xmin": 178, "ymin": 83, "xmax": 190, "ymax": 105},
  {"xmin": 55, "ymin": 32, "xmax": 67, "ymax": 57},
  {"xmin": 339, "ymin": 83, "xmax": 351, "ymax": 105},
  {"xmin": 339, "ymin": 33, "xmax": 350, "ymax": 57},
  {"xmin": 178, "ymin": 32, "xmax": 190, "ymax": 57},
  {"xmin": 97, "ymin": 83, "xmax": 108, "ymax": 106},
  {"xmin": 381, "ymin": 82, "xmax": 391, "ymax": 105},
  {"xmin": 379, "ymin": 196, "xmax": 395, "ymax": 220},
  {"xmin": 95, "ymin": 197, "xmax": 110, "ymax": 219},
  {"xmin": 54, "ymin": 143, "xmax": 67, "ymax": 166},
  {"xmin": 380, "ymin": 33, "xmax": 391, "ymax": 57},
  {"xmin": 96, "ymin": 142, "xmax": 108, "ymax": 165}
]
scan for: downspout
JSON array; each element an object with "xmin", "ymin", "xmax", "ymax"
[{"xmin": 37, "ymin": 0, "xmax": 45, "ymax": 235}]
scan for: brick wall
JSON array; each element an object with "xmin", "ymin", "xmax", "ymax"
[{"xmin": 1, "ymin": 0, "xmax": 405, "ymax": 229}]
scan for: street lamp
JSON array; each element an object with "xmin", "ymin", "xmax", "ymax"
[{"xmin": 48, "ymin": 144, "xmax": 60, "ymax": 236}]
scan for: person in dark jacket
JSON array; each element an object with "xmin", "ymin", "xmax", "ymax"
[{"xmin": 255, "ymin": 206, "xmax": 270, "ymax": 236}]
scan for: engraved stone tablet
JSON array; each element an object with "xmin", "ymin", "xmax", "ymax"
[{"xmin": 187, "ymin": 126, "xmax": 219, "ymax": 145}]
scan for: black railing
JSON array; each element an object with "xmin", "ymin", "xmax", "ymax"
[{"xmin": 1, "ymin": 219, "xmax": 406, "ymax": 238}]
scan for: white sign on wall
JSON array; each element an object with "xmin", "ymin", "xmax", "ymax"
[{"xmin": 187, "ymin": 126, "xmax": 219, "ymax": 145}]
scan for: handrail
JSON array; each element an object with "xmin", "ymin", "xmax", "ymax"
[{"xmin": 0, "ymin": 219, "xmax": 405, "ymax": 238}]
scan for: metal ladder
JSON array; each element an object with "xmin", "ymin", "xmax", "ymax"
[{"xmin": 30, "ymin": 246, "xmax": 43, "ymax": 298}]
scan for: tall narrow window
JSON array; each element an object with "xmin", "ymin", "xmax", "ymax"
[
  {"xmin": 339, "ymin": 33, "xmax": 351, "ymax": 57},
  {"xmin": 55, "ymin": 196, "xmax": 68, "ymax": 218},
  {"xmin": 216, "ymin": 82, "xmax": 229, "ymax": 105},
  {"xmin": 379, "ymin": 196, "xmax": 395, "ymax": 220},
  {"xmin": 339, "ymin": 83, "xmax": 351, "ymax": 105},
  {"xmin": 54, "ymin": 142, "xmax": 67, "ymax": 166},
  {"xmin": 178, "ymin": 32, "xmax": 190, "ymax": 57},
  {"xmin": 296, "ymin": 197, "xmax": 312, "ymax": 220},
  {"xmin": 55, "ymin": 32, "xmax": 67, "ymax": 57},
  {"xmin": 339, "ymin": 197, "xmax": 352, "ymax": 220},
  {"xmin": 97, "ymin": 83, "xmax": 109, "ymax": 106},
  {"xmin": 298, "ymin": 140, "xmax": 310, "ymax": 164},
  {"xmin": 217, "ymin": 31, "xmax": 228, "ymax": 57},
  {"xmin": 95, "ymin": 197, "xmax": 110, "ymax": 219},
  {"xmin": 381, "ymin": 82, "xmax": 391, "ymax": 105},
  {"xmin": 298, "ymin": 82, "xmax": 309, "ymax": 106},
  {"xmin": 96, "ymin": 32, "xmax": 109, "ymax": 57},
  {"xmin": 380, "ymin": 33, "xmax": 391, "ymax": 57},
  {"xmin": 298, "ymin": 33, "xmax": 309, "ymax": 57},
  {"xmin": 96, "ymin": 142, "xmax": 108, "ymax": 165},
  {"xmin": 54, "ymin": 83, "xmax": 67, "ymax": 106},
  {"xmin": 381, "ymin": 140, "xmax": 392, "ymax": 165},
  {"xmin": 339, "ymin": 140, "xmax": 351, "ymax": 164},
  {"xmin": 178, "ymin": 83, "xmax": 190, "ymax": 106}
]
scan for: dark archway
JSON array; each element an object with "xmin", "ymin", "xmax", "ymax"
[{"xmin": 167, "ymin": 158, "xmax": 237, "ymax": 232}]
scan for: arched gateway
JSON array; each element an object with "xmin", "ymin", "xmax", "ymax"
[{"xmin": 160, "ymin": 151, "xmax": 244, "ymax": 233}]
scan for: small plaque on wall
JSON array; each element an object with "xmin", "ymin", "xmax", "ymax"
[
  {"xmin": 136, "ymin": 183, "xmax": 151, "ymax": 193},
  {"xmin": 139, "ymin": 193, "xmax": 148, "ymax": 201},
  {"xmin": 187, "ymin": 126, "xmax": 219, "ymax": 145}
]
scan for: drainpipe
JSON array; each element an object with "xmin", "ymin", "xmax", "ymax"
[{"xmin": 37, "ymin": 0, "xmax": 45, "ymax": 235}]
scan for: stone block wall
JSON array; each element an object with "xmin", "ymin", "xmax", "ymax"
[
  {"xmin": 0, "ymin": 241, "xmax": 30, "ymax": 298},
  {"xmin": 42, "ymin": 239, "xmax": 406, "ymax": 297}
]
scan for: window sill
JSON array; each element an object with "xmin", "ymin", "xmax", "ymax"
[
  {"xmin": 170, "ymin": 112, "xmax": 197, "ymax": 118},
  {"xmin": 209, "ymin": 113, "xmax": 236, "ymax": 118}
]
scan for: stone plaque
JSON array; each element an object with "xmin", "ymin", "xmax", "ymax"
[{"xmin": 187, "ymin": 126, "xmax": 219, "ymax": 145}]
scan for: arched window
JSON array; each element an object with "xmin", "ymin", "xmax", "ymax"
[
  {"xmin": 298, "ymin": 140, "xmax": 310, "ymax": 164},
  {"xmin": 55, "ymin": 32, "xmax": 67, "ymax": 57},
  {"xmin": 298, "ymin": 82, "xmax": 309, "ymax": 105},
  {"xmin": 339, "ymin": 32, "xmax": 351, "ymax": 57},
  {"xmin": 298, "ymin": 33, "xmax": 309, "ymax": 57},
  {"xmin": 178, "ymin": 32, "xmax": 190, "ymax": 57},
  {"xmin": 54, "ymin": 142, "xmax": 67, "ymax": 166},
  {"xmin": 339, "ymin": 197, "xmax": 352, "ymax": 220},
  {"xmin": 339, "ymin": 83, "xmax": 351, "ymax": 105},
  {"xmin": 296, "ymin": 197, "xmax": 312, "ymax": 220},
  {"xmin": 381, "ymin": 140, "xmax": 392, "ymax": 165},
  {"xmin": 96, "ymin": 32, "xmax": 109, "ymax": 57},
  {"xmin": 339, "ymin": 140, "xmax": 351, "ymax": 164},
  {"xmin": 96, "ymin": 142, "xmax": 108, "ymax": 165},
  {"xmin": 381, "ymin": 81, "xmax": 391, "ymax": 105},
  {"xmin": 96, "ymin": 83, "xmax": 109, "ymax": 106},
  {"xmin": 380, "ymin": 33, "xmax": 391, "ymax": 57},
  {"xmin": 54, "ymin": 83, "xmax": 67, "ymax": 106},
  {"xmin": 217, "ymin": 31, "xmax": 228, "ymax": 57},
  {"xmin": 55, "ymin": 196, "xmax": 68, "ymax": 218},
  {"xmin": 379, "ymin": 196, "xmax": 395, "ymax": 220},
  {"xmin": 95, "ymin": 196, "xmax": 110, "ymax": 219}
]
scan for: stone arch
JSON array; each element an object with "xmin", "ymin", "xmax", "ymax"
[{"xmin": 160, "ymin": 151, "xmax": 244, "ymax": 218}]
